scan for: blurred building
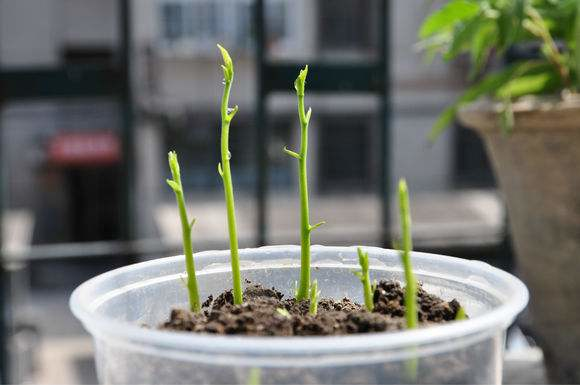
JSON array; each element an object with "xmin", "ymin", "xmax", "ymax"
[
  {"xmin": 135, "ymin": 0, "xmax": 463, "ymax": 193},
  {"xmin": 0, "ymin": 0, "xmax": 476, "ymax": 246}
]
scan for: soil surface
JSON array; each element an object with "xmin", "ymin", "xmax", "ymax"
[{"xmin": 160, "ymin": 280, "xmax": 463, "ymax": 336}]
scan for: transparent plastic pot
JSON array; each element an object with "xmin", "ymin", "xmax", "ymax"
[{"xmin": 70, "ymin": 245, "xmax": 528, "ymax": 384}]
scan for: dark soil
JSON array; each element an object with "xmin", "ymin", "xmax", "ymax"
[{"xmin": 160, "ymin": 280, "xmax": 463, "ymax": 336}]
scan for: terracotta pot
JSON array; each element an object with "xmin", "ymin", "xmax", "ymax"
[{"xmin": 459, "ymin": 96, "xmax": 580, "ymax": 384}]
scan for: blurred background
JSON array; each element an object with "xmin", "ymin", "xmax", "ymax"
[{"xmin": 0, "ymin": 0, "xmax": 543, "ymax": 383}]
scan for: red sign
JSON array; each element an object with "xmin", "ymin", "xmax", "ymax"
[{"xmin": 48, "ymin": 131, "xmax": 121, "ymax": 166}]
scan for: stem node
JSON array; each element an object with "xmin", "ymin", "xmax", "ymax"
[
  {"xmin": 283, "ymin": 146, "xmax": 301, "ymax": 160},
  {"xmin": 309, "ymin": 221, "xmax": 325, "ymax": 232}
]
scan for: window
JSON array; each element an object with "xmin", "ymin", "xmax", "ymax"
[
  {"xmin": 318, "ymin": 116, "xmax": 372, "ymax": 191},
  {"xmin": 318, "ymin": 0, "xmax": 375, "ymax": 52},
  {"xmin": 162, "ymin": 3, "xmax": 183, "ymax": 42},
  {"xmin": 158, "ymin": 0, "xmax": 291, "ymax": 55}
]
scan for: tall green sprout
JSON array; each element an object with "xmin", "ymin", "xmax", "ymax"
[
  {"xmin": 166, "ymin": 151, "xmax": 201, "ymax": 312},
  {"xmin": 284, "ymin": 66, "xmax": 325, "ymax": 301},
  {"xmin": 399, "ymin": 179, "xmax": 419, "ymax": 381},
  {"xmin": 455, "ymin": 306, "xmax": 467, "ymax": 321},
  {"xmin": 217, "ymin": 44, "xmax": 242, "ymax": 305},
  {"xmin": 398, "ymin": 179, "xmax": 418, "ymax": 329},
  {"xmin": 355, "ymin": 247, "xmax": 374, "ymax": 312}
]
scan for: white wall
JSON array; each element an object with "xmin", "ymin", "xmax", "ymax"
[
  {"xmin": 390, "ymin": 0, "xmax": 461, "ymax": 191},
  {"xmin": 0, "ymin": 0, "xmax": 118, "ymax": 66},
  {"xmin": 0, "ymin": 0, "xmax": 59, "ymax": 66},
  {"xmin": 59, "ymin": 0, "xmax": 119, "ymax": 47}
]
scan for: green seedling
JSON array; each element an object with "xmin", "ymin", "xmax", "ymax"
[
  {"xmin": 166, "ymin": 151, "xmax": 201, "ymax": 312},
  {"xmin": 355, "ymin": 248, "xmax": 374, "ymax": 312},
  {"xmin": 455, "ymin": 306, "xmax": 467, "ymax": 321},
  {"xmin": 399, "ymin": 179, "xmax": 419, "ymax": 381},
  {"xmin": 217, "ymin": 44, "xmax": 243, "ymax": 305},
  {"xmin": 247, "ymin": 368, "xmax": 261, "ymax": 385},
  {"xmin": 285, "ymin": 65, "xmax": 325, "ymax": 301},
  {"xmin": 398, "ymin": 179, "xmax": 418, "ymax": 329},
  {"xmin": 309, "ymin": 279, "xmax": 320, "ymax": 316},
  {"xmin": 276, "ymin": 308, "xmax": 291, "ymax": 318}
]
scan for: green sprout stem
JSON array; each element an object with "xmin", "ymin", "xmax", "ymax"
[
  {"xmin": 455, "ymin": 306, "xmax": 467, "ymax": 321},
  {"xmin": 217, "ymin": 44, "xmax": 242, "ymax": 305},
  {"xmin": 276, "ymin": 308, "xmax": 291, "ymax": 318},
  {"xmin": 309, "ymin": 279, "xmax": 319, "ymax": 316},
  {"xmin": 285, "ymin": 66, "xmax": 325, "ymax": 301},
  {"xmin": 247, "ymin": 368, "xmax": 261, "ymax": 385},
  {"xmin": 166, "ymin": 151, "xmax": 201, "ymax": 312},
  {"xmin": 398, "ymin": 179, "xmax": 418, "ymax": 329},
  {"xmin": 356, "ymin": 248, "xmax": 374, "ymax": 312}
]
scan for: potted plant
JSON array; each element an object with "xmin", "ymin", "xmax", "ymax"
[
  {"xmin": 70, "ymin": 46, "xmax": 528, "ymax": 384},
  {"xmin": 418, "ymin": 1, "xmax": 580, "ymax": 382}
]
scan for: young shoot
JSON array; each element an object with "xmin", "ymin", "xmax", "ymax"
[
  {"xmin": 455, "ymin": 306, "xmax": 467, "ymax": 321},
  {"xmin": 166, "ymin": 151, "xmax": 201, "ymax": 312},
  {"xmin": 217, "ymin": 44, "xmax": 243, "ymax": 305},
  {"xmin": 309, "ymin": 280, "xmax": 320, "ymax": 316},
  {"xmin": 276, "ymin": 308, "xmax": 291, "ymax": 318},
  {"xmin": 355, "ymin": 247, "xmax": 374, "ymax": 312},
  {"xmin": 247, "ymin": 368, "xmax": 261, "ymax": 385},
  {"xmin": 398, "ymin": 178, "xmax": 418, "ymax": 329},
  {"xmin": 285, "ymin": 65, "xmax": 325, "ymax": 301}
]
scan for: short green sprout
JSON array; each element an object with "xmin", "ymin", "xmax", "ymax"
[
  {"xmin": 285, "ymin": 65, "xmax": 325, "ymax": 301},
  {"xmin": 455, "ymin": 306, "xmax": 467, "ymax": 321},
  {"xmin": 247, "ymin": 368, "xmax": 261, "ymax": 385},
  {"xmin": 166, "ymin": 151, "xmax": 201, "ymax": 312},
  {"xmin": 217, "ymin": 44, "xmax": 243, "ymax": 305},
  {"xmin": 398, "ymin": 179, "xmax": 418, "ymax": 330},
  {"xmin": 276, "ymin": 308, "xmax": 291, "ymax": 318},
  {"xmin": 355, "ymin": 247, "xmax": 374, "ymax": 312},
  {"xmin": 309, "ymin": 280, "xmax": 320, "ymax": 316}
]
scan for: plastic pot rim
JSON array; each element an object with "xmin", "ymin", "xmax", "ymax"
[{"xmin": 70, "ymin": 245, "xmax": 529, "ymax": 356}]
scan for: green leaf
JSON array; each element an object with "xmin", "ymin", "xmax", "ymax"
[
  {"xmin": 357, "ymin": 247, "xmax": 369, "ymax": 271},
  {"xmin": 495, "ymin": 70, "xmax": 560, "ymax": 99},
  {"xmin": 217, "ymin": 44, "xmax": 234, "ymax": 82},
  {"xmin": 294, "ymin": 65, "xmax": 308, "ymax": 95},
  {"xmin": 419, "ymin": 0, "xmax": 480, "ymax": 39},
  {"xmin": 309, "ymin": 221, "xmax": 325, "ymax": 232},
  {"xmin": 283, "ymin": 146, "xmax": 300, "ymax": 160},
  {"xmin": 429, "ymin": 105, "xmax": 459, "ymax": 142},
  {"xmin": 444, "ymin": 17, "xmax": 484, "ymax": 61},
  {"xmin": 429, "ymin": 61, "xmax": 546, "ymax": 141},
  {"xmin": 417, "ymin": 33, "xmax": 453, "ymax": 63},
  {"xmin": 469, "ymin": 20, "xmax": 497, "ymax": 79},
  {"xmin": 497, "ymin": 0, "xmax": 525, "ymax": 51},
  {"xmin": 166, "ymin": 179, "xmax": 181, "ymax": 193},
  {"xmin": 167, "ymin": 151, "xmax": 180, "ymax": 180}
]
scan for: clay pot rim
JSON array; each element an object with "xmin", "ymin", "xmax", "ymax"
[{"xmin": 458, "ymin": 94, "xmax": 580, "ymax": 133}]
